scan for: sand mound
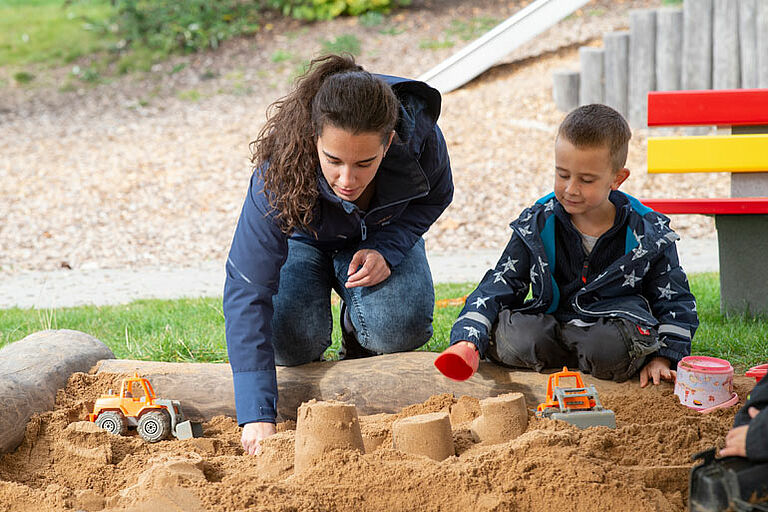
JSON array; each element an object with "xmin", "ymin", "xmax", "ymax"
[{"xmin": 0, "ymin": 372, "xmax": 753, "ymax": 512}]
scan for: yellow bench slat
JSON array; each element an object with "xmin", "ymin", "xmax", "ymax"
[{"xmin": 647, "ymin": 134, "xmax": 768, "ymax": 173}]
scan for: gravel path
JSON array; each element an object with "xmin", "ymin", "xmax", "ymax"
[{"xmin": 0, "ymin": 0, "xmax": 721, "ymax": 276}]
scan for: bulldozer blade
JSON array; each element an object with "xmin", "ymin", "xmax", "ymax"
[
  {"xmin": 174, "ymin": 420, "xmax": 204, "ymax": 440},
  {"xmin": 549, "ymin": 409, "xmax": 616, "ymax": 429}
]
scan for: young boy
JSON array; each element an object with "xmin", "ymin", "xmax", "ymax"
[{"xmin": 435, "ymin": 104, "xmax": 699, "ymax": 385}]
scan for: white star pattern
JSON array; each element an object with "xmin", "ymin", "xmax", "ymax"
[
  {"xmin": 670, "ymin": 311, "xmax": 677, "ymax": 318},
  {"xmin": 643, "ymin": 262, "xmax": 651, "ymax": 275},
  {"xmin": 538, "ymin": 256, "xmax": 549, "ymax": 272},
  {"xmin": 530, "ymin": 267, "xmax": 538, "ymax": 282},
  {"xmin": 493, "ymin": 271, "xmax": 507, "ymax": 284},
  {"xmin": 520, "ymin": 212, "xmax": 533, "ymax": 223},
  {"xmin": 655, "ymin": 217, "xmax": 668, "ymax": 230},
  {"xmin": 501, "ymin": 257, "xmax": 519, "ymax": 273},
  {"xmin": 464, "ymin": 326, "xmax": 480, "ymax": 339},
  {"xmin": 545, "ymin": 199, "xmax": 555, "ymax": 211},
  {"xmin": 632, "ymin": 245, "xmax": 648, "ymax": 260},
  {"xmin": 633, "ymin": 229, "xmax": 644, "ymax": 243},
  {"xmin": 657, "ymin": 283, "xmax": 677, "ymax": 300},
  {"xmin": 622, "ymin": 270, "xmax": 641, "ymax": 287},
  {"xmin": 472, "ymin": 296, "xmax": 490, "ymax": 309},
  {"xmin": 692, "ymin": 301, "xmax": 698, "ymax": 313},
  {"xmin": 518, "ymin": 225, "xmax": 533, "ymax": 237}
]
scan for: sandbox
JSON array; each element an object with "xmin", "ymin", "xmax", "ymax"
[{"xmin": 0, "ymin": 330, "xmax": 756, "ymax": 511}]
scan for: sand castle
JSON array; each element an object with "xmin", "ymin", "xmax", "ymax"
[
  {"xmin": 392, "ymin": 411, "xmax": 454, "ymax": 461},
  {"xmin": 293, "ymin": 400, "xmax": 365, "ymax": 474},
  {"xmin": 470, "ymin": 392, "xmax": 528, "ymax": 444}
]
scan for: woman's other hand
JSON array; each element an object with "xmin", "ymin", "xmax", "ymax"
[
  {"xmin": 241, "ymin": 421, "xmax": 277, "ymax": 455},
  {"xmin": 346, "ymin": 249, "xmax": 391, "ymax": 288}
]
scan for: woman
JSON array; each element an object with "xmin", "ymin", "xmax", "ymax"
[{"xmin": 224, "ymin": 54, "xmax": 453, "ymax": 454}]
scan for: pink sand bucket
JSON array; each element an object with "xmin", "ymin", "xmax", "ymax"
[{"xmin": 674, "ymin": 356, "xmax": 739, "ymax": 413}]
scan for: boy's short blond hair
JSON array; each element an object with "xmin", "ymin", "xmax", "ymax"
[{"xmin": 557, "ymin": 104, "xmax": 632, "ymax": 172}]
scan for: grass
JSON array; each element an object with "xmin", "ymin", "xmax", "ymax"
[
  {"xmin": 0, "ymin": 0, "xmax": 115, "ymax": 68},
  {"xmin": 0, "ymin": 275, "xmax": 765, "ymax": 371},
  {"xmin": 320, "ymin": 34, "xmax": 361, "ymax": 55}
]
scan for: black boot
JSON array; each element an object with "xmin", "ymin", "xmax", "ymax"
[{"xmin": 338, "ymin": 300, "xmax": 377, "ymax": 360}]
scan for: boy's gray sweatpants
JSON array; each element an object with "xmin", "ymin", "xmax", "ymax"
[{"xmin": 487, "ymin": 311, "xmax": 661, "ymax": 382}]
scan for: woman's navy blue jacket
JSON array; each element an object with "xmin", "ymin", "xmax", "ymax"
[{"xmin": 223, "ymin": 76, "xmax": 453, "ymax": 426}]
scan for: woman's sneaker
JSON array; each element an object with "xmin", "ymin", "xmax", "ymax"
[{"xmin": 339, "ymin": 300, "xmax": 377, "ymax": 360}]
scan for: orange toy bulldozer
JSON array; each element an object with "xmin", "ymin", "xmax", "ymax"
[
  {"xmin": 89, "ymin": 373, "xmax": 203, "ymax": 442},
  {"xmin": 535, "ymin": 367, "xmax": 616, "ymax": 429}
]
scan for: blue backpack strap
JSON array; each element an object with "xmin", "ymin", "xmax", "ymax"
[
  {"xmin": 622, "ymin": 192, "xmax": 651, "ymax": 254},
  {"xmin": 536, "ymin": 191, "xmax": 556, "ymax": 205},
  {"xmin": 625, "ymin": 226, "xmax": 639, "ymax": 254},
  {"xmin": 540, "ymin": 214, "xmax": 560, "ymax": 314}
]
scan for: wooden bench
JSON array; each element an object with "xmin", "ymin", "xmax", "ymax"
[{"xmin": 639, "ymin": 89, "xmax": 768, "ymax": 316}]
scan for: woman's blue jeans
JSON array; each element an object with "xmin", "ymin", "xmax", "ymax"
[{"xmin": 271, "ymin": 238, "xmax": 435, "ymax": 366}]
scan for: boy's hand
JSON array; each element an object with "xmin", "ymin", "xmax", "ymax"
[
  {"xmin": 346, "ymin": 249, "xmax": 391, "ymax": 288},
  {"xmin": 241, "ymin": 421, "xmax": 277, "ymax": 455},
  {"xmin": 719, "ymin": 407, "xmax": 760, "ymax": 458},
  {"xmin": 639, "ymin": 356, "xmax": 676, "ymax": 387}
]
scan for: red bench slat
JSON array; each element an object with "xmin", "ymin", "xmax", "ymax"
[
  {"xmin": 640, "ymin": 198, "xmax": 768, "ymax": 215},
  {"xmin": 647, "ymin": 89, "xmax": 768, "ymax": 127}
]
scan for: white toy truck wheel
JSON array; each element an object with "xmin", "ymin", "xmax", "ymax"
[
  {"xmin": 137, "ymin": 410, "xmax": 171, "ymax": 442},
  {"xmin": 95, "ymin": 411, "xmax": 128, "ymax": 436}
]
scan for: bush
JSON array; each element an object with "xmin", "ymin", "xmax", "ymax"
[
  {"xmin": 267, "ymin": 0, "xmax": 411, "ymax": 21},
  {"xmin": 105, "ymin": 0, "xmax": 262, "ymax": 54}
]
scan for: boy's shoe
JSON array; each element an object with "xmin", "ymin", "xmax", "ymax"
[{"xmin": 339, "ymin": 300, "xmax": 377, "ymax": 360}]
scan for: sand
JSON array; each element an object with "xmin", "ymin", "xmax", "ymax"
[{"xmin": 0, "ymin": 372, "xmax": 756, "ymax": 512}]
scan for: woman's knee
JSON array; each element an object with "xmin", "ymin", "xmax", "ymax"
[
  {"xmin": 272, "ymin": 307, "xmax": 332, "ymax": 366},
  {"xmin": 354, "ymin": 304, "xmax": 433, "ymax": 353}
]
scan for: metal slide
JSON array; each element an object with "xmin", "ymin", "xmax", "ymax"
[{"xmin": 418, "ymin": 0, "xmax": 591, "ymax": 93}]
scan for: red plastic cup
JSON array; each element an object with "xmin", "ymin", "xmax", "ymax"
[{"xmin": 434, "ymin": 343, "xmax": 479, "ymax": 381}]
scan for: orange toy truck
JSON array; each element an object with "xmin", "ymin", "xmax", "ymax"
[
  {"xmin": 535, "ymin": 367, "xmax": 616, "ymax": 429},
  {"xmin": 89, "ymin": 373, "xmax": 203, "ymax": 442}
]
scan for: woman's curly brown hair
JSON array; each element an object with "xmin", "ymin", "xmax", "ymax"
[{"xmin": 250, "ymin": 54, "xmax": 399, "ymax": 234}]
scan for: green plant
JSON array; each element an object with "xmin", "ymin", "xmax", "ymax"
[
  {"xmin": 446, "ymin": 17, "xmax": 500, "ymax": 42},
  {"xmin": 378, "ymin": 25, "xmax": 404, "ymax": 36},
  {"xmin": 177, "ymin": 88, "xmax": 201, "ymax": 101},
  {"xmin": 271, "ymin": 48, "xmax": 293, "ymax": 63},
  {"xmin": 359, "ymin": 11, "xmax": 384, "ymax": 27},
  {"xmin": 99, "ymin": 0, "xmax": 261, "ymax": 56},
  {"xmin": 321, "ymin": 34, "xmax": 361, "ymax": 55},
  {"xmin": 419, "ymin": 38, "xmax": 454, "ymax": 50},
  {"xmin": 170, "ymin": 62, "xmax": 187, "ymax": 74},
  {"xmin": 12, "ymin": 71, "xmax": 35, "ymax": 84},
  {"xmin": 268, "ymin": 0, "xmax": 411, "ymax": 21}
]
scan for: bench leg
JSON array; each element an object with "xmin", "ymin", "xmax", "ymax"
[{"xmin": 715, "ymin": 214, "xmax": 768, "ymax": 316}]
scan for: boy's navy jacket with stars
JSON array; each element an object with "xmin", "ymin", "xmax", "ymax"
[{"xmin": 450, "ymin": 191, "xmax": 699, "ymax": 366}]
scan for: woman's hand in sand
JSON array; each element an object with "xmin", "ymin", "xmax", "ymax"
[
  {"xmin": 639, "ymin": 356, "xmax": 676, "ymax": 387},
  {"xmin": 719, "ymin": 407, "xmax": 760, "ymax": 458},
  {"xmin": 241, "ymin": 422, "xmax": 277, "ymax": 455},
  {"xmin": 346, "ymin": 249, "xmax": 391, "ymax": 288}
]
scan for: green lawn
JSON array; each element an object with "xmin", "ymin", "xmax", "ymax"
[
  {"xmin": 0, "ymin": 0, "xmax": 115, "ymax": 68},
  {"xmin": 0, "ymin": 275, "xmax": 765, "ymax": 371}
]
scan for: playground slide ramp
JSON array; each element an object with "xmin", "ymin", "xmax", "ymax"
[{"xmin": 418, "ymin": 0, "xmax": 591, "ymax": 93}]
